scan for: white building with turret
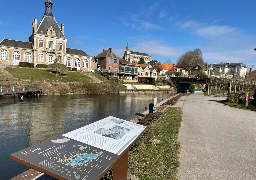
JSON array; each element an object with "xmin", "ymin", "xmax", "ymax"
[{"xmin": 123, "ymin": 42, "xmax": 151, "ymax": 64}]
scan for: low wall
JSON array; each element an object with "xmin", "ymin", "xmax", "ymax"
[{"xmin": 123, "ymin": 84, "xmax": 171, "ymax": 90}]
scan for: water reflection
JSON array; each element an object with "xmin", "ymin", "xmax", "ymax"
[{"xmin": 0, "ymin": 93, "xmax": 171, "ymax": 180}]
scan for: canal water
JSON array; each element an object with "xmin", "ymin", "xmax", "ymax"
[{"xmin": 0, "ymin": 93, "xmax": 171, "ymax": 180}]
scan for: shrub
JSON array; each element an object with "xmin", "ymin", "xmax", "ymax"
[
  {"xmin": 19, "ymin": 62, "xmax": 34, "ymax": 68},
  {"xmin": 36, "ymin": 64, "xmax": 48, "ymax": 68},
  {"xmin": 113, "ymin": 77, "xmax": 118, "ymax": 82},
  {"xmin": 72, "ymin": 68, "xmax": 77, "ymax": 71},
  {"xmin": 189, "ymin": 84, "xmax": 195, "ymax": 93},
  {"xmin": 138, "ymin": 77, "xmax": 156, "ymax": 85},
  {"xmin": 49, "ymin": 63, "xmax": 68, "ymax": 75}
]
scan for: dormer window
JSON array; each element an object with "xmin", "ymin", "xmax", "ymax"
[
  {"xmin": 49, "ymin": 41, "xmax": 53, "ymax": 50},
  {"xmin": 39, "ymin": 40, "xmax": 44, "ymax": 48}
]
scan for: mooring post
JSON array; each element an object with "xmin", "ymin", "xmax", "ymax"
[
  {"xmin": 246, "ymin": 92, "xmax": 249, "ymax": 108},
  {"xmin": 23, "ymin": 83, "xmax": 25, "ymax": 91},
  {"xmin": 13, "ymin": 84, "xmax": 15, "ymax": 92},
  {"xmin": 0, "ymin": 82, "xmax": 3, "ymax": 93}
]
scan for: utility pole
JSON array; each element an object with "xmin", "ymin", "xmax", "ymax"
[{"xmin": 208, "ymin": 69, "xmax": 210, "ymax": 96}]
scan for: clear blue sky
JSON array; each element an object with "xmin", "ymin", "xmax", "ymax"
[{"xmin": 0, "ymin": 0, "xmax": 256, "ymax": 70}]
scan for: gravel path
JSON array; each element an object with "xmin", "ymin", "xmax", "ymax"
[{"xmin": 176, "ymin": 92, "xmax": 256, "ymax": 180}]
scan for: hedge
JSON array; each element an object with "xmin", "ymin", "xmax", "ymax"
[
  {"xmin": 138, "ymin": 77, "xmax": 156, "ymax": 85},
  {"xmin": 36, "ymin": 64, "xmax": 49, "ymax": 68},
  {"xmin": 19, "ymin": 62, "xmax": 34, "ymax": 68}
]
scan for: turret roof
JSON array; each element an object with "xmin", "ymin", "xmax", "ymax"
[{"xmin": 35, "ymin": 15, "xmax": 65, "ymax": 38}]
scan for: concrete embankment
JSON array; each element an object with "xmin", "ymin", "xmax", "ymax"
[{"xmin": 0, "ymin": 81, "xmax": 122, "ymax": 96}]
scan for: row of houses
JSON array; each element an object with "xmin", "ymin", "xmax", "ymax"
[
  {"xmin": 0, "ymin": 0, "xmax": 249, "ymax": 81},
  {"xmin": 0, "ymin": 0, "xmax": 152, "ymax": 76}
]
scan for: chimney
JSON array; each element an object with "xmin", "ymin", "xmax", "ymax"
[
  {"xmin": 103, "ymin": 49, "xmax": 105, "ymax": 51},
  {"xmin": 61, "ymin": 23, "xmax": 64, "ymax": 35},
  {"xmin": 250, "ymin": 68, "xmax": 252, "ymax": 73},
  {"xmin": 109, "ymin": 48, "xmax": 112, "ymax": 53},
  {"xmin": 32, "ymin": 17, "xmax": 37, "ymax": 34}
]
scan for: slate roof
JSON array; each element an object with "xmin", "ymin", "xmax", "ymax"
[
  {"xmin": 36, "ymin": 15, "xmax": 65, "ymax": 38},
  {"xmin": 96, "ymin": 49, "xmax": 119, "ymax": 59},
  {"xmin": 130, "ymin": 51, "xmax": 150, "ymax": 56},
  {"xmin": 0, "ymin": 39, "xmax": 32, "ymax": 49},
  {"xmin": 208, "ymin": 62, "xmax": 247, "ymax": 68},
  {"xmin": 66, "ymin": 48, "xmax": 89, "ymax": 56}
]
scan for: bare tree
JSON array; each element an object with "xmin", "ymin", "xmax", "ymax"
[
  {"xmin": 50, "ymin": 56, "xmax": 68, "ymax": 75},
  {"xmin": 177, "ymin": 48, "xmax": 204, "ymax": 71}
]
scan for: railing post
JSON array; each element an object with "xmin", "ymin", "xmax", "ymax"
[{"xmin": 1, "ymin": 82, "xmax": 3, "ymax": 93}]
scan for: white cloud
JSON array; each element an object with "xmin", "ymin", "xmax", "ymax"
[
  {"xmin": 159, "ymin": 10, "xmax": 167, "ymax": 18},
  {"xmin": 114, "ymin": 41, "xmax": 180, "ymax": 58},
  {"xmin": 140, "ymin": 21, "xmax": 161, "ymax": 30},
  {"xmin": 204, "ymin": 49, "xmax": 256, "ymax": 63},
  {"xmin": 122, "ymin": 18, "xmax": 161, "ymax": 30},
  {"xmin": 196, "ymin": 25, "xmax": 236, "ymax": 37},
  {"xmin": 178, "ymin": 20, "xmax": 237, "ymax": 37},
  {"xmin": 178, "ymin": 20, "xmax": 198, "ymax": 29},
  {"xmin": 148, "ymin": 3, "xmax": 159, "ymax": 12}
]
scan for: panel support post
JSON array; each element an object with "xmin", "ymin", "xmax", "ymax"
[{"xmin": 113, "ymin": 149, "xmax": 129, "ymax": 180}]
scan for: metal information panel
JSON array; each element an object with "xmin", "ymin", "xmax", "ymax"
[
  {"xmin": 10, "ymin": 116, "xmax": 146, "ymax": 180},
  {"xmin": 63, "ymin": 116, "xmax": 146, "ymax": 155}
]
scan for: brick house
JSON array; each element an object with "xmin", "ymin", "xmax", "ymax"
[
  {"xmin": 96, "ymin": 48, "xmax": 119, "ymax": 75},
  {"xmin": 0, "ymin": 0, "xmax": 92, "ymax": 72}
]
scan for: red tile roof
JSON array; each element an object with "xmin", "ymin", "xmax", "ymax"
[{"xmin": 161, "ymin": 64, "xmax": 174, "ymax": 71}]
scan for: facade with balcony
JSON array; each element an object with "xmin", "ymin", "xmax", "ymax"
[
  {"xmin": 0, "ymin": 0, "xmax": 91, "ymax": 71},
  {"xmin": 118, "ymin": 62, "xmax": 139, "ymax": 80}
]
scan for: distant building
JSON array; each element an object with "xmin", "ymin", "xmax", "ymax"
[
  {"xmin": 0, "ymin": 0, "xmax": 92, "ymax": 71},
  {"xmin": 166, "ymin": 65, "xmax": 187, "ymax": 77},
  {"xmin": 96, "ymin": 48, "xmax": 119, "ymax": 75},
  {"xmin": 161, "ymin": 64, "xmax": 174, "ymax": 75},
  {"xmin": 208, "ymin": 62, "xmax": 247, "ymax": 77},
  {"xmin": 123, "ymin": 42, "xmax": 151, "ymax": 64},
  {"xmin": 191, "ymin": 64, "xmax": 207, "ymax": 74}
]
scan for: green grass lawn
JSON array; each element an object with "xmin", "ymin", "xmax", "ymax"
[
  {"xmin": 220, "ymin": 100, "xmax": 256, "ymax": 111},
  {"xmin": 87, "ymin": 72, "xmax": 111, "ymax": 83},
  {"xmin": 5, "ymin": 67, "xmax": 91, "ymax": 82},
  {"xmin": 128, "ymin": 107, "xmax": 182, "ymax": 180}
]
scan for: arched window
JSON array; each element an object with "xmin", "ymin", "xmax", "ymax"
[
  {"xmin": 24, "ymin": 52, "xmax": 32, "ymax": 63},
  {"xmin": 48, "ymin": 55, "xmax": 53, "ymax": 64},
  {"xmin": 83, "ymin": 59, "xmax": 88, "ymax": 68},
  {"xmin": 75, "ymin": 58, "xmax": 81, "ymax": 69},
  {"xmin": 66, "ymin": 57, "xmax": 72, "ymax": 67},
  {"xmin": 1, "ymin": 49, "xmax": 8, "ymax": 61},
  {"xmin": 13, "ymin": 51, "xmax": 20, "ymax": 65}
]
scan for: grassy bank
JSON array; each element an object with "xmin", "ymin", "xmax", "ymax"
[
  {"xmin": 128, "ymin": 107, "xmax": 182, "ymax": 180},
  {"xmin": 5, "ymin": 67, "xmax": 91, "ymax": 82},
  {"xmin": 220, "ymin": 100, "xmax": 256, "ymax": 111}
]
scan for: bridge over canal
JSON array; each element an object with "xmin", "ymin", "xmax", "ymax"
[{"xmin": 170, "ymin": 77, "xmax": 210, "ymax": 93}]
